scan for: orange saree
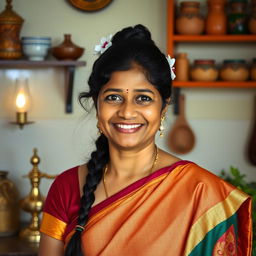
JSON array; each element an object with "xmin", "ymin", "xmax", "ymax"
[{"xmin": 40, "ymin": 161, "xmax": 252, "ymax": 255}]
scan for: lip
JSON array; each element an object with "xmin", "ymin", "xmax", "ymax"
[{"xmin": 113, "ymin": 123, "xmax": 144, "ymax": 133}]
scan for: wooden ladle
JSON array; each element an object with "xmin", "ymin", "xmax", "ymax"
[{"xmin": 168, "ymin": 94, "xmax": 196, "ymax": 154}]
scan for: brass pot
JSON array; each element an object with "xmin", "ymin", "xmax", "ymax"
[{"xmin": 0, "ymin": 170, "xmax": 20, "ymax": 236}]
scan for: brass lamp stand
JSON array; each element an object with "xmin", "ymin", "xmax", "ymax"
[{"xmin": 19, "ymin": 148, "xmax": 56, "ymax": 243}]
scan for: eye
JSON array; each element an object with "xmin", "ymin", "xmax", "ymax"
[
  {"xmin": 136, "ymin": 95, "xmax": 153, "ymax": 104},
  {"xmin": 105, "ymin": 94, "xmax": 123, "ymax": 103}
]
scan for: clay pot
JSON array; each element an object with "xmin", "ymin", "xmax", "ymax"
[
  {"xmin": 0, "ymin": 171, "xmax": 20, "ymax": 237},
  {"xmin": 175, "ymin": 1, "xmax": 205, "ymax": 35},
  {"xmin": 220, "ymin": 59, "xmax": 249, "ymax": 81},
  {"xmin": 251, "ymin": 58, "xmax": 256, "ymax": 80},
  {"xmin": 249, "ymin": 1, "xmax": 256, "ymax": 34},
  {"xmin": 190, "ymin": 59, "xmax": 218, "ymax": 81},
  {"xmin": 175, "ymin": 52, "xmax": 190, "ymax": 81},
  {"xmin": 206, "ymin": 0, "xmax": 227, "ymax": 34},
  {"xmin": 51, "ymin": 34, "xmax": 84, "ymax": 61},
  {"xmin": 0, "ymin": 0, "xmax": 24, "ymax": 59}
]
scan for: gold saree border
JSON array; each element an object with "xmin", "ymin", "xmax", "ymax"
[
  {"xmin": 40, "ymin": 212, "xmax": 67, "ymax": 241},
  {"xmin": 184, "ymin": 188, "xmax": 250, "ymax": 255}
]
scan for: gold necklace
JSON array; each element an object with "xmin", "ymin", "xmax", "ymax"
[{"xmin": 103, "ymin": 146, "xmax": 159, "ymax": 198}]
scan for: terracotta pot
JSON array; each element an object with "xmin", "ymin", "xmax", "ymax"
[
  {"xmin": 51, "ymin": 34, "xmax": 84, "ymax": 61},
  {"xmin": 249, "ymin": 1, "xmax": 256, "ymax": 34},
  {"xmin": 0, "ymin": 0, "xmax": 24, "ymax": 59},
  {"xmin": 190, "ymin": 59, "xmax": 218, "ymax": 81},
  {"xmin": 175, "ymin": 1, "xmax": 205, "ymax": 35},
  {"xmin": 206, "ymin": 0, "xmax": 227, "ymax": 34},
  {"xmin": 220, "ymin": 59, "xmax": 249, "ymax": 81},
  {"xmin": 251, "ymin": 58, "xmax": 256, "ymax": 80},
  {"xmin": 175, "ymin": 52, "xmax": 190, "ymax": 81}
]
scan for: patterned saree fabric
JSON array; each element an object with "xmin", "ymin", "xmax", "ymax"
[{"xmin": 40, "ymin": 161, "xmax": 252, "ymax": 255}]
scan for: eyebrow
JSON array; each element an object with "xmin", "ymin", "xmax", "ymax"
[{"xmin": 102, "ymin": 88, "xmax": 155, "ymax": 94}]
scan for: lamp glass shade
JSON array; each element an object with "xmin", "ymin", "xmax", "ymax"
[{"xmin": 14, "ymin": 78, "xmax": 31, "ymax": 113}]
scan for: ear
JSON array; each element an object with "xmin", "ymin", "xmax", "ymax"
[{"xmin": 161, "ymin": 97, "xmax": 171, "ymax": 116}]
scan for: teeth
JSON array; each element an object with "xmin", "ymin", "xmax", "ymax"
[{"xmin": 116, "ymin": 124, "xmax": 141, "ymax": 129}]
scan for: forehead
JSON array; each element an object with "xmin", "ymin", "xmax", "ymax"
[{"xmin": 101, "ymin": 68, "xmax": 158, "ymax": 92}]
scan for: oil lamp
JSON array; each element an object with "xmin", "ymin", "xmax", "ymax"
[
  {"xmin": 19, "ymin": 148, "xmax": 56, "ymax": 242},
  {"xmin": 11, "ymin": 78, "xmax": 33, "ymax": 129}
]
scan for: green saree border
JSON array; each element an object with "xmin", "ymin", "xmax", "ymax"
[{"xmin": 189, "ymin": 213, "xmax": 238, "ymax": 255}]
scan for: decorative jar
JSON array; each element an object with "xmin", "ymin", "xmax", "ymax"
[
  {"xmin": 190, "ymin": 59, "xmax": 218, "ymax": 81},
  {"xmin": 220, "ymin": 59, "xmax": 249, "ymax": 81},
  {"xmin": 227, "ymin": 0, "xmax": 248, "ymax": 34},
  {"xmin": 0, "ymin": 0, "xmax": 24, "ymax": 59},
  {"xmin": 206, "ymin": 0, "xmax": 227, "ymax": 34},
  {"xmin": 0, "ymin": 171, "xmax": 19, "ymax": 237},
  {"xmin": 249, "ymin": 0, "xmax": 256, "ymax": 34},
  {"xmin": 51, "ymin": 34, "xmax": 84, "ymax": 61},
  {"xmin": 175, "ymin": 52, "xmax": 190, "ymax": 81},
  {"xmin": 251, "ymin": 58, "xmax": 256, "ymax": 80},
  {"xmin": 175, "ymin": 1, "xmax": 205, "ymax": 35}
]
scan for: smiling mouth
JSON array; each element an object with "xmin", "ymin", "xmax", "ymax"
[{"xmin": 113, "ymin": 123, "xmax": 144, "ymax": 133}]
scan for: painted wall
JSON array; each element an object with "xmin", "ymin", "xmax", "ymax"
[{"xmin": 0, "ymin": 0, "xmax": 255, "ymax": 222}]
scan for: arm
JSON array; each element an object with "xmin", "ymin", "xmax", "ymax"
[{"xmin": 39, "ymin": 233, "xmax": 64, "ymax": 256}]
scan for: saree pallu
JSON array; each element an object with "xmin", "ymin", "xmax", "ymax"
[{"xmin": 40, "ymin": 161, "xmax": 252, "ymax": 255}]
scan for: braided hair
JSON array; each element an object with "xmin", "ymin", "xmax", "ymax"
[{"xmin": 64, "ymin": 24, "xmax": 172, "ymax": 256}]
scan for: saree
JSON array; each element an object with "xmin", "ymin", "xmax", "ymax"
[{"xmin": 40, "ymin": 161, "xmax": 252, "ymax": 255}]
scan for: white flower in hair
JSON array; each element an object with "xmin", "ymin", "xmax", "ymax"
[
  {"xmin": 94, "ymin": 34, "xmax": 113, "ymax": 54},
  {"xmin": 166, "ymin": 55, "xmax": 176, "ymax": 80}
]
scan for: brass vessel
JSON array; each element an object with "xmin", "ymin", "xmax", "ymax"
[
  {"xmin": 19, "ymin": 149, "xmax": 56, "ymax": 243},
  {"xmin": 0, "ymin": 0, "xmax": 24, "ymax": 59},
  {"xmin": 0, "ymin": 170, "xmax": 19, "ymax": 236}
]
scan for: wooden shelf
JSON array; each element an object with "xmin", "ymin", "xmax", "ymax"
[
  {"xmin": 173, "ymin": 81, "xmax": 256, "ymax": 88},
  {"xmin": 0, "ymin": 60, "xmax": 86, "ymax": 67},
  {"xmin": 167, "ymin": 0, "xmax": 256, "ymax": 115},
  {"xmin": 0, "ymin": 60, "xmax": 86, "ymax": 113},
  {"xmin": 172, "ymin": 35, "xmax": 256, "ymax": 43}
]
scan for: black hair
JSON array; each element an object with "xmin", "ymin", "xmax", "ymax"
[{"xmin": 65, "ymin": 24, "xmax": 172, "ymax": 256}]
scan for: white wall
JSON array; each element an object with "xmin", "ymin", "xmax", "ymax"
[{"xmin": 0, "ymin": 0, "xmax": 255, "ymax": 222}]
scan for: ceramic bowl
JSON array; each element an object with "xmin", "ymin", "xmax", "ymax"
[
  {"xmin": 21, "ymin": 36, "xmax": 51, "ymax": 44},
  {"xmin": 22, "ymin": 42, "xmax": 51, "ymax": 61}
]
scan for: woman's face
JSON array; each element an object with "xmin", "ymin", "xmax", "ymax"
[{"xmin": 97, "ymin": 67, "xmax": 166, "ymax": 150}]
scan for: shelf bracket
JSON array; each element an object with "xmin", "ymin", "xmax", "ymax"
[{"xmin": 65, "ymin": 66, "xmax": 75, "ymax": 113}]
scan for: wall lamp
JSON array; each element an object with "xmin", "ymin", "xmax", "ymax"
[{"xmin": 11, "ymin": 78, "xmax": 34, "ymax": 129}]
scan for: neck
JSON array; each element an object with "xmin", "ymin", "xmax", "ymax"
[{"xmin": 107, "ymin": 144, "xmax": 157, "ymax": 179}]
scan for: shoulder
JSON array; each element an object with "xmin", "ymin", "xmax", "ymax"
[
  {"xmin": 158, "ymin": 149, "xmax": 229, "ymax": 189},
  {"xmin": 54, "ymin": 166, "xmax": 79, "ymax": 183},
  {"xmin": 43, "ymin": 165, "xmax": 82, "ymax": 222},
  {"xmin": 175, "ymin": 161, "xmax": 237, "ymax": 197}
]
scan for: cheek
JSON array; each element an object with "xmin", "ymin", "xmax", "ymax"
[
  {"xmin": 144, "ymin": 105, "xmax": 162, "ymax": 120},
  {"xmin": 97, "ymin": 104, "xmax": 114, "ymax": 123}
]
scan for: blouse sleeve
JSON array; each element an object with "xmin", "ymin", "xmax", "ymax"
[{"xmin": 40, "ymin": 167, "xmax": 79, "ymax": 241}]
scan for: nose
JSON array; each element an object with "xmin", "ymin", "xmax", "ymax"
[{"xmin": 117, "ymin": 100, "xmax": 137, "ymax": 120}]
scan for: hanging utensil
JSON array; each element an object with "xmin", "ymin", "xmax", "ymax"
[{"xmin": 168, "ymin": 93, "xmax": 196, "ymax": 154}]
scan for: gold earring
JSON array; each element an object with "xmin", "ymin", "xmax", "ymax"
[
  {"xmin": 159, "ymin": 115, "xmax": 166, "ymax": 138},
  {"xmin": 97, "ymin": 123, "xmax": 103, "ymax": 136}
]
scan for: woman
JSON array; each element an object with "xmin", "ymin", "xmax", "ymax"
[{"xmin": 39, "ymin": 25, "xmax": 252, "ymax": 256}]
